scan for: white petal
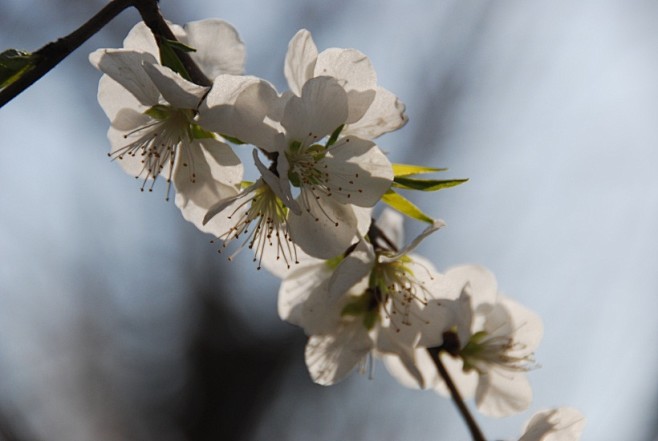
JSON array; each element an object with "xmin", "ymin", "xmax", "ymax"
[
  {"xmin": 253, "ymin": 149, "xmax": 300, "ymax": 215},
  {"xmin": 402, "ymin": 261, "xmax": 460, "ymax": 348},
  {"xmin": 90, "ymin": 49, "xmax": 160, "ymax": 106},
  {"xmin": 496, "ymin": 295, "xmax": 544, "ymax": 353},
  {"xmin": 184, "ymin": 19, "xmax": 246, "ymax": 78},
  {"xmin": 122, "ymin": 21, "xmax": 159, "ymax": 55},
  {"xmin": 284, "ymin": 29, "xmax": 318, "ymax": 96},
  {"xmin": 97, "ymin": 74, "xmax": 147, "ymax": 122},
  {"xmin": 354, "ymin": 206, "xmax": 373, "ymax": 237},
  {"xmin": 175, "ymin": 182, "xmax": 240, "ymax": 235},
  {"xmin": 375, "ymin": 208, "xmax": 405, "ymax": 250},
  {"xmin": 277, "ymin": 260, "xmax": 329, "ymax": 325},
  {"xmin": 381, "ymin": 218, "xmax": 445, "ymax": 263},
  {"xmin": 445, "ymin": 265, "xmax": 499, "ymax": 307},
  {"xmin": 198, "ymin": 75, "xmax": 281, "ymax": 148},
  {"xmin": 475, "ymin": 368, "xmax": 532, "ymax": 417},
  {"xmin": 344, "ymin": 89, "xmax": 376, "ymax": 124},
  {"xmin": 519, "ymin": 408, "xmax": 586, "ymax": 441},
  {"xmin": 413, "ymin": 299, "xmax": 458, "ymax": 348},
  {"xmin": 322, "ymin": 137, "xmax": 393, "ymax": 207},
  {"xmin": 301, "ymin": 279, "xmax": 353, "ymax": 335},
  {"xmin": 282, "ymin": 76, "xmax": 349, "ymax": 143},
  {"xmin": 203, "ymin": 182, "xmax": 256, "ymax": 226},
  {"xmin": 202, "ymin": 137, "xmax": 244, "ymax": 186},
  {"xmin": 383, "ymin": 348, "xmax": 439, "ymax": 390},
  {"xmin": 376, "ymin": 330, "xmax": 426, "ymax": 388},
  {"xmin": 107, "ymin": 110, "xmax": 153, "ymax": 177},
  {"xmin": 328, "ymin": 240, "xmax": 374, "ymax": 300},
  {"xmin": 288, "ymin": 194, "xmax": 359, "ymax": 259},
  {"xmin": 314, "ymin": 48, "xmax": 377, "ymax": 92},
  {"xmin": 304, "ymin": 322, "xmax": 373, "ymax": 386},
  {"xmin": 344, "ymin": 86, "xmax": 408, "ymax": 139},
  {"xmin": 142, "ymin": 62, "xmax": 208, "ymax": 109},
  {"xmin": 173, "ymin": 139, "xmax": 243, "ymax": 233},
  {"xmin": 314, "ymin": 48, "xmax": 377, "ymax": 122}
]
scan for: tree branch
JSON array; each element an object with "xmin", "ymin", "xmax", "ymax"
[
  {"xmin": 0, "ymin": 0, "xmax": 211, "ymax": 109},
  {"xmin": 131, "ymin": 0, "xmax": 211, "ymax": 86},
  {"xmin": 0, "ymin": 0, "xmax": 133, "ymax": 108},
  {"xmin": 427, "ymin": 347, "xmax": 487, "ymax": 441}
]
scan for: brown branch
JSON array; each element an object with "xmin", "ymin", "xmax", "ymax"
[
  {"xmin": 427, "ymin": 347, "xmax": 487, "ymax": 441},
  {"xmin": 0, "ymin": 0, "xmax": 133, "ymax": 108},
  {"xmin": 131, "ymin": 0, "xmax": 211, "ymax": 86},
  {"xmin": 0, "ymin": 0, "xmax": 211, "ymax": 109}
]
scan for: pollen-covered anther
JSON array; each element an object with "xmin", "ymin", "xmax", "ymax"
[
  {"xmin": 211, "ymin": 182, "xmax": 298, "ymax": 270},
  {"xmin": 463, "ymin": 332, "xmax": 538, "ymax": 374},
  {"xmin": 371, "ymin": 257, "xmax": 434, "ymax": 332},
  {"xmin": 110, "ymin": 107, "xmax": 193, "ymax": 199}
]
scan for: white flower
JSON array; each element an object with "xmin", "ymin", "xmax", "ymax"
[
  {"xmin": 385, "ymin": 265, "xmax": 543, "ymax": 417},
  {"xmin": 518, "ymin": 407, "xmax": 586, "ymax": 441},
  {"xmin": 89, "ymin": 19, "xmax": 246, "ymax": 233},
  {"xmin": 203, "ymin": 160, "xmax": 297, "ymax": 270},
  {"xmin": 198, "ymin": 74, "xmax": 393, "ymax": 259},
  {"xmin": 284, "ymin": 29, "xmax": 408, "ymax": 139},
  {"xmin": 271, "ymin": 209, "xmax": 450, "ymax": 386}
]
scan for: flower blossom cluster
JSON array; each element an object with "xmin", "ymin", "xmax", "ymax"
[{"xmin": 90, "ymin": 18, "xmax": 585, "ymax": 439}]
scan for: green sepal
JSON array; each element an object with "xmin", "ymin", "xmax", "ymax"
[
  {"xmin": 289, "ymin": 139, "xmax": 302, "ymax": 153},
  {"xmin": 392, "ymin": 163, "xmax": 447, "ymax": 177},
  {"xmin": 222, "ymin": 134, "xmax": 246, "ymax": 145},
  {"xmin": 144, "ymin": 104, "xmax": 171, "ymax": 120},
  {"xmin": 362, "ymin": 309, "xmax": 379, "ymax": 330},
  {"xmin": 468, "ymin": 330, "xmax": 489, "ymax": 345},
  {"xmin": 288, "ymin": 171, "xmax": 301, "ymax": 187},
  {"xmin": 0, "ymin": 49, "xmax": 36, "ymax": 89},
  {"xmin": 326, "ymin": 124, "xmax": 344, "ymax": 147},
  {"xmin": 341, "ymin": 295, "xmax": 371, "ymax": 317},
  {"xmin": 190, "ymin": 124, "xmax": 215, "ymax": 140},
  {"xmin": 392, "ymin": 176, "xmax": 469, "ymax": 192},
  {"xmin": 381, "ymin": 189, "xmax": 434, "ymax": 224},
  {"xmin": 307, "ymin": 144, "xmax": 325, "ymax": 158},
  {"xmin": 325, "ymin": 254, "xmax": 344, "ymax": 270},
  {"xmin": 157, "ymin": 38, "xmax": 192, "ymax": 81}
]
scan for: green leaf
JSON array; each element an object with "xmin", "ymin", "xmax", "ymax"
[
  {"xmin": 392, "ymin": 176, "xmax": 469, "ymax": 192},
  {"xmin": 157, "ymin": 39, "xmax": 191, "ymax": 81},
  {"xmin": 392, "ymin": 163, "xmax": 447, "ymax": 177},
  {"xmin": 341, "ymin": 295, "xmax": 370, "ymax": 317},
  {"xmin": 163, "ymin": 39, "xmax": 197, "ymax": 53},
  {"xmin": 326, "ymin": 124, "xmax": 344, "ymax": 147},
  {"xmin": 381, "ymin": 190, "xmax": 434, "ymax": 224},
  {"xmin": 0, "ymin": 49, "xmax": 36, "ymax": 89}
]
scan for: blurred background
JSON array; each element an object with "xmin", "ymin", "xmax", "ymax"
[{"xmin": 1, "ymin": 0, "xmax": 657, "ymax": 440}]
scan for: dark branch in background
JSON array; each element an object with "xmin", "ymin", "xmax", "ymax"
[
  {"xmin": 0, "ymin": 409, "xmax": 34, "ymax": 441},
  {"xmin": 427, "ymin": 346, "xmax": 487, "ymax": 441},
  {"xmin": 0, "ymin": 0, "xmax": 210, "ymax": 108}
]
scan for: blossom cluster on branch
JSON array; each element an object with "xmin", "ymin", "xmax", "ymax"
[{"xmin": 88, "ymin": 17, "xmax": 585, "ymax": 441}]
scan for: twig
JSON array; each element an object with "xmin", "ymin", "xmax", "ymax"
[
  {"xmin": 0, "ymin": 0, "xmax": 210, "ymax": 109},
  {"xmin": 0, "ymin": 0, "xmax": 133, "ymax": 108},
  {"xmin": 131, "ymin": 0, "xmax": 211, "ymax": 86},
  {"xmin": 427, "ymin": 347, "xmax": 487, "ymax": 441}
]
